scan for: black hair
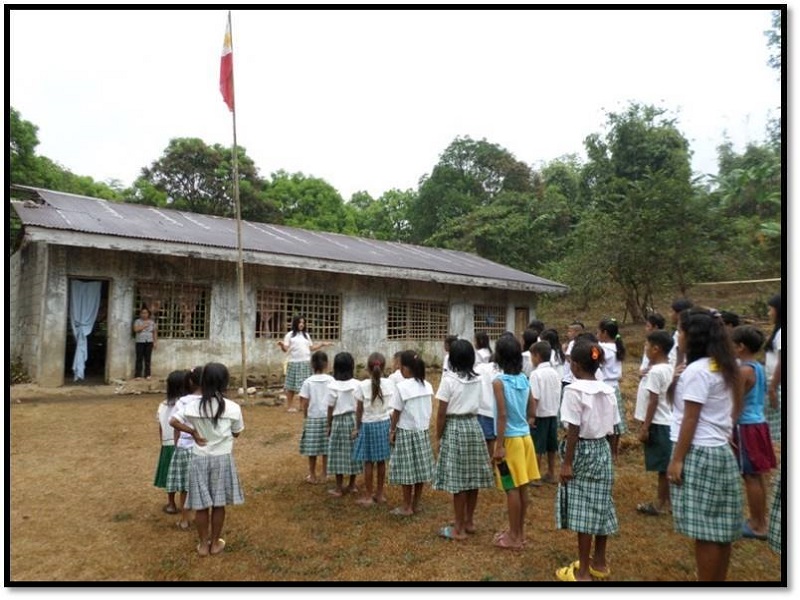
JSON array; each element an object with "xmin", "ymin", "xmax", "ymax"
[
  {"xmin": 646, "ymin": 330, "xmax": 674, "ymax": 356},
  {"xmin": 575, "ymin": 331, "xmax": 598, "ymax": 344},
  {"xmin": 766, "ymin": 293, "xmax": 782, "ymax": 352},
  {"xmin": 540, "ymin": 328, "xmax": 565, "ymax": 363},
  {"xmin": 447, "ymin": 339, "xmax": 477, "ymax": 379},
  {"xmin": 732, "ymin": 325, "xmax": 767, "ymax": 355},
  {"xmin": 199, "ymin": 362, "xmax": 230, "ymax": 427},
  {"xmin": 527, "ymin": 319, "xmax": 545, "ymax": 336},
  {"xmin": 570, "ymin": 338, "xmax": 605, "ymax": 375},
  {"xmin": 186, "ymin": 365, "xmax": 204, "ymax": 393},
  {"xmin": 568, "ymin": 320, "xmax": 585, "ymax": 330},
  {"xmin": 598, "ymin": 318, "xmax": 626, "ymax": 361},
  {"xmin": 531, "ymin": 340, "xmax": 552, "ymax": 363},
  {"xmin": 521, "ymin": 328, "xmax": 539, "ymax": 352},
  {"xmin": 290, "ymin": 315, "xmax": 309, "ymax": 339},
  {"xmin": 400, "ymin": 350, "xmax": 426, "ymax": 383},
  {"xmin": 645, "ymin": 313, "xmax": 666, "ymax": 330},
  {"xmin": 311, "ymin": 350, "xmax": 328, "ymax": 373},
  {"xmin": 494, "ymin": 335, "xmax": 523, "ymax": 375},
  {"xmin": 332, "ymin": 352, "xmax": 354, "ymax": 381},
  {"xmin": 444, "ymin": 334, "xmax": 458, "ymax": 352},
  {"xmin": 166, "ymin": 370, "xmax": 189, "ymax": 406},
  {"xmin": 671, "ymin": 298, "xmax": 693, "ymax": 313},
  {"xmin": 366, "ymin": 352, "xmax": 386, "ymax": 405},
  {"xmin": 474, "ymin": 331, "xmax": 491, "ymax": 352},
  {"xmin": 720, "ymin": 311, "xmax": 740, "ymax": 328},
  {"xmin": 679, "ymin": 308, "xmax": 740, "ymax": 392}
]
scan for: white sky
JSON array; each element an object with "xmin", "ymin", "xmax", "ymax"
[{"xmin": 8, "ymin": 7, "xmax": 782, "ymax": 201}]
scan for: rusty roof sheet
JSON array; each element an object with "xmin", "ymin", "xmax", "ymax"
[{"xmin": 11, "ymin": 186, "xmax": 567, "ymax": 292}]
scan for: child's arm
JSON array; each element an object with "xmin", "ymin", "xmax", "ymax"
[
  {"xmin": 492, "ymin": 379, "xmax": 507, "ymax": 461},
  {"xmin": 389, "ymin": 408, "xmax": 401, "ymax": 446},
  {"xmin": 768, "ymin": 354, "xmax": 781, "ymax": 409},
  {"xmin": 638, "ymin": 391, "xmax": 659, "ymax": 443},
  {"xmin": 326, "ymin": 405, "xmax": 334, "ymax": 438},
  {"xmin": 434, "ymin": 397, "xmax": 448, "ymax": 441},
  {"xmin": 527, "ymin": 392, "xmax": 538, "ymax": 429},
  {"xmin": 300, "ymin": 395, "xmax": 310, "ymax": 419},
  {"xmin": 560, "ymin": 423, "xmax": 579, "ymax": 483},
  {"xmin": 169, "ymin": 416, "xmax": 206, "ymax": 447},
  {"xmin": 353, "ymin": 399, "xmax": 363, "ymax": 440},
  {"xmin": 666, "ymin": 401, "xmax": 701, "ymax": 485}
]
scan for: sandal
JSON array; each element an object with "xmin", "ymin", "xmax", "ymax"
[
  {"xmin": 742, "ymin": 520, "xmax": 767, "ymax": 540},
  {"xmin": 570, "ymin": 560, "xmax": 611, "ymax": 580},
  {"xmin": 555, "ymin": 564, "xmax": 577, "ymax": 582},
  {"xmin": 438, "ymin": 525, "xmax": 467, "ymax": 541},
  {"xmin": 209, "ymin": 538, "xmax": 226, "ymax": 555},
  {"xmin": 196, "ymin": 541, "xmax": 210, "ymax": 557},
  {"xmin": 636, "ymin": 502, "xmax": 664, "ymax": 516}
]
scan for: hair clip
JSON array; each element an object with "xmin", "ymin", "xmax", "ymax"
[
  {"xmin": 591, "ymin": 346, "xmax": 600, "ymax": 360},
  {"xmin": 615, "ymin": 334, "xmax": 621, "ymax": 340}
]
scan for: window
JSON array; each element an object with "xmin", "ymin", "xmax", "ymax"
[
  {"xmin": 387, "ymin": 299, "xmax": 449, "ymax": 341},
  {"xmin": 474, "ymin": 305, "xmax": 507, "ymax": 339},
  {"xmin": 256, "ymin": 289, "xmax": 341, "ymax": 340},
  {"xmin": 134, "ymin": 281, "xmax": 210, "ymax": 339}
]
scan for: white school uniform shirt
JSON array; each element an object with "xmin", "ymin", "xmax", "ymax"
[
  {"xmin": 560, "ymin": 379, "xmax": 619, "ymax": 439},
  {"xmin": 640, "ymin": 348, "xmax": 651, "ymax": 375},
  {"xmin": 388, "ymin": 369, "xmax": 405, "ymax": 385},
  {"xmin": 521, "ymin": 351, "xmax": 533, "ymax": 378},
  {"xmin": 597, "ymin": 342, "xmax": 622, "ymax": 385},
  {"xmin": 358, "ymin": 378, "xmax": 396, "ymax": 423},
  {"xmin": 442, "ymin": 352, "xmax": 451, "ymax": 373},
  {"xmin": 670, "ymin": 357, "xmax": 733, "ymax": 447},
  {"xmin": 174, "ymin": 393, "xmax": 200, "ymax": 449},
  {"xmin": 283, "ymin": 331, "xmax": 313, "ymax": 362},
  {"xmin": 326, "ymin": 378, "xmax": 361, "ymax": 416},
  {"xmin": 172, "ymin": 396, "xmax": 244, "ymax": 457},
  {"xmin": 633, "ymin": 362, "xmax": 674, "ymax": 426},
  {"xmin": 562, "ymin": 339, "xmax": 575, "ymax": 384},
  {"xmin": 299, "ymin": 373, "xmax": 335, "ymax": 419},
  {"xmin": 667, "ymin": 330, "xmax": 680, "ymax": 368},
  {"xmin": 530, "ymin": 362, "xmax": 562, "ymax": 418},
  {"xmin": 157, "ymin": 401, "xmax": 177, "ymax": 446},
  {"xmin": 764, "ymin": 327, "xmax": 781, "ymax": 383},
  {"xmin": 391, "ymin": 378, "xmax": 433, "ymax": 431},
  {"xmin": 475, "ymin": 348, "xmax": 492, "ymax": 365},
  {"xmin": 474, "ymin": 362, "xmax": 499, "ymax": 418},
  {"xmin": 435, "ymin": 371, "xmax": 482, "ymax": 415}
]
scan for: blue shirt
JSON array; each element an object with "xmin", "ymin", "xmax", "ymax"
[
  {"xmin": 738, "ymin": 360, "xmax": 767, "ymax": 425},
  {"xmin": 494, "ymin": 373, "xmax": 531, "ymax": 437}
]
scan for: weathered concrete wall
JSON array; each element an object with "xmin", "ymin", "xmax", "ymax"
[
  {"xmin": 9, "ymin": 242, "xmax": 49, "ymax": 383},
  {"xmin": 28, "ymin": 245, "xmax": 540, "ymax": 386}
]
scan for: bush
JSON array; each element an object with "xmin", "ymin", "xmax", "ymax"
[{"xmin": 11, "ymin": 356, "xmax": 31, "ymax": 384}]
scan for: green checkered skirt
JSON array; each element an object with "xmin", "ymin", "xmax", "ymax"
[
  {"xmin": 669, "ymin": 444, "xmax": 742, "ymax": 542},
  {"xmin": 555, "ymin": 438, "xmax": 618, "ymax": 535},
  {"xmin": 299, "ymin": 417, "xmax": 328, "ymax": 456},
  {"xmin": 612, "ymin": 385, "xmax": 628, "ymax": 435},
  {"xmin": 768, "ymin": 464, "xmax": 781, "ymax": 554},
  {"xmin": 166, "ymin": 446, "xmax": 192, "ymax": 493},
  {"xmin": 285, "ymin": 360, "xmax": 312, "ymax": 392},
  {"xmin": 327, "ymin": 412, "xmax": 363, "ymax": 475},
  {"xmin": 433, "ymin": 415, "xmax": 494, "ymax": 493},
  {"xmin": 153, "ymin": 444, "xmax": 176, "ymax": 489},
  {"xmin": 765, "ymin": 385, "xmax": 781, "ymax": 442},
  {"xmin": 389, "ymin": 428, "xmax": 435, "ymax": 485},
  {"xmin": 185, "ymin": 452, "xmax": 245, "ymax": 510}
]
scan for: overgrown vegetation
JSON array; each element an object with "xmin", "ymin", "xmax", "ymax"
[{"xmin": 10, "ymin": 356, "xmax": 31, "ymax": 384}]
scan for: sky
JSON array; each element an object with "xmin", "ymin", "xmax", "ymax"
[{"xmin": 8, "ymin": 7, "xmax": 782, "ymax": 201}]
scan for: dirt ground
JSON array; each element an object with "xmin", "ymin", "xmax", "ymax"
[{"xmin": 8, "ymin": 359, "xmax": 783, "ymax": 585}]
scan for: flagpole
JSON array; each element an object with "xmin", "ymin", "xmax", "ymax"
[{"xmin": 227, "ymin": 10, "xmax": 248, "ymax": 393}]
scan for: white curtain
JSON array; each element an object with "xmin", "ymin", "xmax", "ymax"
[{"xmin": 70, "ymin": 280, "xmax": 102, "ymax": 381}]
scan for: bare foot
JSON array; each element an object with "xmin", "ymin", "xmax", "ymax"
[
  {"xmin": 328, "ymin": 488, "xmax": 344, "ymax": 497},
  {"xmin": 209, "ymin": 538, "xmax": 226, "ymax": 555},
  {"xmin": 304, "ymin": 474, "xmax": 317, "ymax": 484},
  {"xmin": 372, "ymin": 495, "xmax": 388, "ymax": 504},
  {"xmin": 197, "ymin": 541, "xmax": 210, "ymax": 557},
  {"xmin": 390, "ymin": 507, "xmax": 413, "ymax": 516},
  {"xmin": 355, "ymin": 496, "xmax": 375, "ymax": 507},
  {"xmin": 344, "ymin": 486, "xmax": 358, "ymax": 495}
]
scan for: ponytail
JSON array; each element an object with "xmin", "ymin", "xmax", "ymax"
[
  {"xmin": 199, "ymin": 362, "xmax": 230, "ymax": 428},
  {"xmin": 367, "ymin": 352, "xmax": 386, "ymax": 406},
  {"xmin": 599, "ymin": 318, "xmax": 626, "ymax": 361}
]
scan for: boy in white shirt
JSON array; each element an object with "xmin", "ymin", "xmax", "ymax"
[
  {"xmin": 634, "ymin": 330, "xmax": 674, "ymax": 516},
  {"xmin": 529, "ymin": 341, "xmax": 563, "ymax": 485}
]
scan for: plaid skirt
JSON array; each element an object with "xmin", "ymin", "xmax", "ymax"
[
  {"xmin": 768, "ymin": 465, "xmax": 782, "ymax": 554},
  {"xmin": 300, "ymin": 417, "xmax": 328, "ymax": 456},
  {"xmin": 166, "ymin": 446, "xmax": 193, "ymax": 493},
  {"xmin": 669, "ymin": 444, "xmax": 742, "ymax": 542},
  {"xmin": 433, "ymin": 415, "xmax": 494, "ymax": 494},
  {"xmin": 389, "ymin": 428, "xmax": 434, "ymax": 485},
  {"xmin": 556, "ymin": 438, "xmax": 618, "ymax": 535},
  {"xmin": 765, "ymin": 385, "xmax": 781, "ymax": 443},
  {"xmin": 153, "ymin": 444, "xmax": 176, "ymax": 489},
  {"xmin": 612, "ymin": 386, "xmax": 628, "ymax": 435},
  {"xmin": 285, "ymin": 361, "xmax": 312, "ymax": 393},
  {"xmin": 327, "ymin": 413, "xmax": 363, "ymax": 475},
  {"xmin": 353, "ymin": 419, "xmax": 391, "ymax": 463},
  {"xmin": 185, "ymin": 452, "xmax": 244, "ymax": 510}
]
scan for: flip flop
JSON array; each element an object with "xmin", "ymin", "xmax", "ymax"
[
  {"xmin": 636, "ymin": 502, "xmax": 664, "ymax": 516},
  {"xmin": 209, "ymin": 538, "xmax": 226, "ymax": 555},
  {"xmin": 570, "ymin": 560, "xmax": 611, "ymax": 580},
  {"xmin": 438, "ymin": 525, "xmax": 466, "ymax": 541},
  {"xmin": 555, "ymin": 564, "xmax": 578, "ymax": 581},
  {"xmin": 741, "ymin": 521, "xmax": 767, "ymax": 540},
  {"xmin": 196, "ymin": 541, "xmax": 210, "ymax": 557}
]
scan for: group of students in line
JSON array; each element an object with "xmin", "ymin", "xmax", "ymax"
[{"xmin": 151, "ymin": 293, "xmax": 783, "ymax": 581}]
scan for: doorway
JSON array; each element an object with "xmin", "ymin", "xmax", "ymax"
[
  {"xmin": 64, "ymin": 279, "xmax": 109, "ymax": 384},
  {"xmin": 514, "ymin": 307, "xmax": 530, "ymax": 338}
]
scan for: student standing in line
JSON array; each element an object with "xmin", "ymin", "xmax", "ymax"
[
  {"xmin": 763, "ymin": 293, "xmax": 782, "ymax": 444},
  {"xmin": 325, "ymin": 352, "xmax": 363, "ymax": 497},
  {"xmin": 154, "ymin": 370, "xmax": 188, "ymax": 515},
  {"xmin": 474, "ymin": 331, "xmax": 493, "ymax": 365},
  {"xmin": 442, "ymin": 335, "xmax": 458, "ymax": 374},
  {"xmin": 298, "ymin": 351, "xmax": 334, "ymax": 484},
  {"xmin": 597, "ymin": 318, "xmax": 627, "ymax": 462},
  {"xmin": 639, "ymin": 313, "xmax": 666, "ymax": 376},
  {"xmin": 529, "ymin": 341, "xmax": 562, "ymax": 486},
  {"xmin": 277, "ymin": 316, "xmax": 333, "ymax": 413}
]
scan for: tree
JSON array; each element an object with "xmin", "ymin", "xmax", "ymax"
[
  {"xmin": 265, "ymin": 170, "xmax": 355, "ymax": 234},
  {"xmin": 348, "ymin": 188, "xmax": 415, "ymax": 242}
]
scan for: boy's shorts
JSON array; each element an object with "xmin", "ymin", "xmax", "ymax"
[
  {"xmin": 477, "ymin": 414, "xmax": 496, "ymax": 441},
  {"xmin": 643, "ymin": 423, "xmax": 671, "ymax": 472},
  {"xmin": 532, "ymin": 416, "xmax": 559, "ymax": 454}
]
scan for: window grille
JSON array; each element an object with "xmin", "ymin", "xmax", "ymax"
[
  {"xmin": 387, "ymin": 299, "xmax": 449, "ymax": 341},
  {"xmin": 256, "ymin": 289, "xmax": 341, "ymax": 340},
  {"xmin": 474, "ymin": 305, "xmax": 507, "ymax": 339},
  {"xmin": 134, "ymin": 281, "xmax": 210, "ymax": 339}
]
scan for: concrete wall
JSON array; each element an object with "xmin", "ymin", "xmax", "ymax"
[
  {"xmin": 9, "ymin": 242, "xmax": 49, "ymax": 383},
  {"xmin": 21, "ymin": 243, "xmax": 539, "ymax": 386}
]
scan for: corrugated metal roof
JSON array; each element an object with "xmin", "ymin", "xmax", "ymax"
[{"xmin": 11, "ymin": 186, "xmax": 568, "ymax": 293}]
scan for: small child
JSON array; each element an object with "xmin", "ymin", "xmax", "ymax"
[
  {"xmin": 353, "ymin": 352, "xmax": 395, "ymax": 506},
  {"xmin": 633, "ymin": 330, "xmax": 674, "ymax": 516},
  {"xmin": 170, "ymin": 362, "xmax": 244, "ymax": 557},
  {"xmin": 433, "ymin": 339, "xmax": 495, "ymax": 540},
  {"xmin": 474, "ymin": 331, "xmax": 492, "ymax": 365},
  {"xmin": 561, "ymin": 321, "xmax": 584, "ymax": 389},
  {"xmin": 520, "ymin": 329, "xmax": 539, "ymax": 378},
  {"xmin": 639, "ymin": 313, "xmax": 666, "ymax": 376},
  {"xmin": 154, "ymin": 370, "xmax": 188, "ymax": 515},
  {"xmin": 474, "ymin": 358, "xmax": 499, "ymax": 458},
  {"xmin": 442, "ymin": 334, "xmax": 458, "ymax": 374},
  {"xmin": 325, "ymin": 352, "xmax": 363, "ymax": 497},
  {"xmin": 299, "ymin": 351, "xmax": 334, "ymax": 484},
  {"xmin": 388, "ymin": 350, "xmax": 435, "ymax": 516},
  {"xmin": 555, "ymin": 338, "xmax": 619, "ymax": 582},
  {"xmin": 596, "ymin": 318, "xmax": 627, "ymax": 461},
  {"xmin": 529, "ymin": 341, "xmax": 562, "ymax": 485},
  {"xmin": 492, "ymin": 335, "xmax": 539, "ymax": 550},
  {"xmin": 732, "ymin": 325, "xmax": 777, "ymax": 539}
]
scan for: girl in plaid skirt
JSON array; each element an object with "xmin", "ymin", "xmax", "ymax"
[
  {"xmin": 388, "ymin": 350, "xmax": 435, "ymax": 516},
  {"xmin": 325, "ymin": 352, "xmax": 363, "ymax": 497},
  {"xmin": 299, "ymin": 351, "xmax": 334, "ymax": 484},
  {"xmin": 668, "ymin": 308, "xmax": 743, "ymax": 581},
  {"xmin": 597, "ymin": 318, "xmax": 627, "ymax": 462},
  {"xmin": 278, "ymin": 316, "xmax": 334, "ymax": 413},
  {"xmin": 154, "ymin": 370, "xmax": 188, "ymax": 516},
  {"xmin": 433, "ymin": 339, "xmax": 495, "ymax": 540},
  {"xmin": 555, "ymin": 338, "xmax": 619, "ymax": 581},
  {"xmin": 353, "ymin": 352, "xmax": 395, "ymax": 506}
]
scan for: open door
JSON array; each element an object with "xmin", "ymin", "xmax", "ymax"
[
  {"xmin": 514, "ymin": 307, "xmax": 530, "ymax": 338},
  {"xmin": 64, "ymin": 279, "xmax": 109, "ymax": 384}
]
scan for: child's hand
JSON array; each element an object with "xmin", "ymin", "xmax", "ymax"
[
  {"xmin": 389, "ymin": 429, "xmax": 396, "ymax": 446},
  {"xmin": 350, "ymin": 428, "xmax": 359, "ymax": 440},
  {"xmin": 666, "ymin": 459, "xmax": 683, "ymax": 486},
  {"xmin": 768, "ymin": 387, "xmax": 778, "ymax": 408},
  {"xmin": 192, "ymin": 432, "xmax": 208, "ymax": 447},
  {"xmin": 559, "ymin": 463, "xmax": 573, "ymax": 484},
  {"xmin": 493, "ymin": 446, "xmax": 506, "ymax": 462},
  {"xmin": 638, "ymin": 428, "xmax": 649, "ymax": 444}
]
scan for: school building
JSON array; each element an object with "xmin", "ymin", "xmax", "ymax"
[{"xmin": 9, "ymin": 186, "xmax": 568, "ymax": 387}]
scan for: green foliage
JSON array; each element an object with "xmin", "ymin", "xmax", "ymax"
[
  {"xmin": 266, "ymin": 170, "xmax": 355, "ymax": 234},
  {"xmin": 10, "ymin": 356, "xmax": 31, "ymax": 384},
  {"xmin": 348, "ymin": 188, "xmax": 415, "ymax": 242},
  {"xmin": 766, "ymin": 9, "xmax": 781, "ymax": 73}
]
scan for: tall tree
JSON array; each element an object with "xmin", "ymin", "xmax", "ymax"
[
  {"xmin": 265, "ymin": 170, "xmax": 355, "ymax": 234},
  {"xmin": 348, "ymin": 188, "xmax": 415, "ymax": 242}
]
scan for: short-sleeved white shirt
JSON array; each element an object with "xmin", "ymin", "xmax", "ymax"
[
  {"xmin": 560, "ymin": 379, "xmax": 618, "ymax": 439},
  {"xmin": 670, "ymin": 357, "xmax": 733, "ymax": 447},
  {"xmin": 358, "ymin": 378, "xmax": 395, "ymax": 423},
  {"xmin": 173, "ymin": 396, "xmax": 244, "ymax": 457},
  {"xmin": 283, "ymin": 331, "xmax": 313, "ymax": 362},
  {"xmin": 391, "ymin": 378, "xmax": 433, "ymax": 431},
  {"xmin": 640, "ymin": 349, "xmax": 650, "ymax": 375},
  {"xmin": 521, "ymin": 351, "xmax": 533, "ymax": 377},
  {"xmin": 530, "ymin": 363, "xmax": 562, "ymax": 417},
  {"xmin": 597, "ymin": 342, "xmax": 622, "ymax": 384},
  {"xmin": 174, "ymin": 393, "xmax": 200, "ymax": 449},
  {"xmin": 326, "ymin": 378, "xmax": 361, "ymax": 416},
  {"xmin": 474, "ymin": 362, "xmax": 499, "ymax": 418},
  {"xmin": 388, "ymin": 370, "xmax": 404, "ymax": 385},
  {"xmin": 634, "ymin": 362, "xmax": 674, "ymax": 426},
  {"xmin": 765, "ymin": 327, "xmax": 781, "ymax": 382},
  {"xmin": 475, "ymin": 348, "xmax": 492, "ymax": 366},
  {"xmin": 668, "ymin": 330, "xmax": 680, "ymax": 368},
  {"xmin": 299, "ymin": 374, "xmax": 335, "ymax": 419},
  {"xmin": 562, "ymin": 340, "xmax": 575, "ymax": 384},
  {"xmin": 435, "ymin": 371, "xmax": 482, "ymax": 415},
  {"xmin": 157, "ymin": 401, "xmax": 177, "ymax": 445}
]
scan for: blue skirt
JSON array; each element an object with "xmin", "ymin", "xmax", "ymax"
[{"xmin": 353, "ymin": 419, "xmax": 391, "ymax": 462}]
